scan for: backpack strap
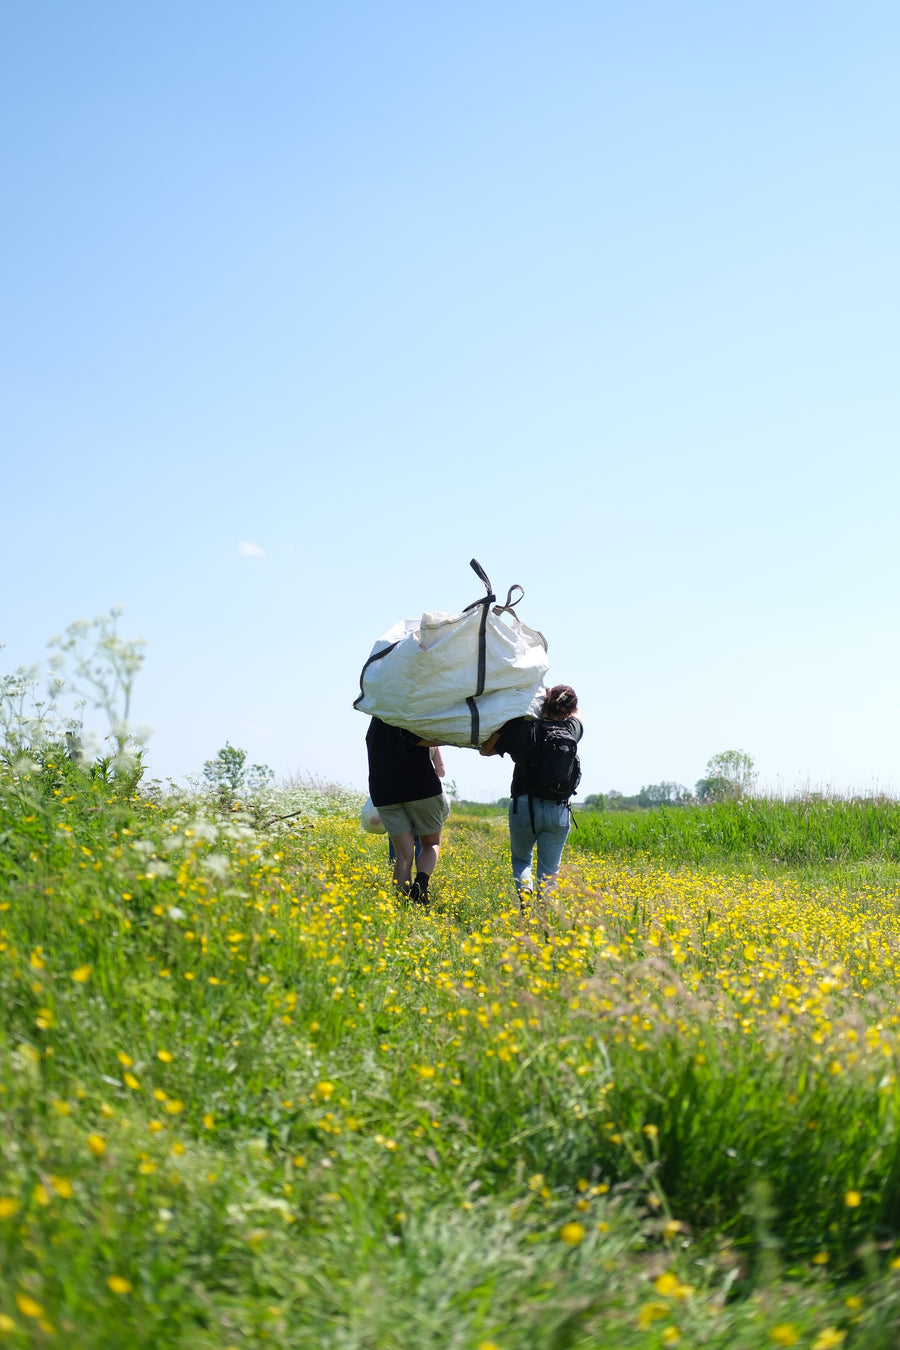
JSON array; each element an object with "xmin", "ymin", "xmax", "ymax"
[
  {"xmin": 526, "ymin": 719, "xmax": 540, "ymax": 830},
  {"xmin": 519, "ymin": 794, "xmax": 573, "ymax": 832}
]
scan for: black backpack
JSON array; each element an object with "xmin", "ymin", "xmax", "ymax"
[{"xmin": 517, "ymin": 720, "xmax": 582, "ymax": 808}]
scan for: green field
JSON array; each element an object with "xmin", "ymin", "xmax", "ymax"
[
  {"xmin": 572, "ymin": 797, "xmax": 900, "ymax": 875},
  {"xmin": 4, "ymin": 754, "xmax": 900, "ymax": 1347}
]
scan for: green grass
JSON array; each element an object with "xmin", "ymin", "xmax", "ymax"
[
  {"xmin": 573, "ymin": 796, "xmax": 900, "ymax": 875},
  {"xmin": 4, "ymin": 766, "xmax": 900, "ymax": 1346}
]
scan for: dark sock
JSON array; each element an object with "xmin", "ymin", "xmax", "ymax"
[{"xmin": 416, "ymin": 873, "xmax": 430, "ymax": 895}]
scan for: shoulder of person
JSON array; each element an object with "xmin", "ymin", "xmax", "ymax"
[
  {"xmin": 491, "ymin": 717, "xmax": 523, "ymax": 754},
  {"xmin": 498, "ymin": 715, "xmax": 530, "ymax": 737}
]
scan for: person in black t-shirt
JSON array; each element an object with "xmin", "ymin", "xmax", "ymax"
[
  {"xmin": 365, "ymin": 718, "xmax": 449, "ymax": 904},
  {"xmin": 480, "ymin": 685, "xmax": 582, "ymax": 905},
  {"xmin": 388, "ymin": 746, "xmax": 446, "ymax": 866}
]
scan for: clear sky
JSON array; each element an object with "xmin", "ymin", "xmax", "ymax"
[{"xmin": 3, "ymin": 2, "xmax": 900, "ymax": 803}]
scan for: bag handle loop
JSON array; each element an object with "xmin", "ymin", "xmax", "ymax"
[
  {"xmin": 462, "ymin": 557, "xmax": 496, "ymax": 612},
  {"xmin": 492, "ymin": 583, "xmax": 525, "ymax": 617}
]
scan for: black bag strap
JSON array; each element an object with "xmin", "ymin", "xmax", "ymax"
[
  {"xmin": 463, "ymin": 558, "xmax": 496, "ymax": 746},
  {"xmin": 353, "ymin": 639, "xmax": 401, "ymax": 709},
  {"xmin": 492, "ymin": 582, "xmax": 547, "ymax": 651},
  {"xmin": 461, "ymin": 558, "xmax": 496, "ymax": 615},
  {"xmin": 491, "ymin": 583, "xmax": 524, "ymax": 617}
]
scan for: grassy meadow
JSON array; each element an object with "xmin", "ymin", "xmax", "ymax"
[
  {"xmin": 4, "ymin": 761, "xmax": 900, "ymax": 1350},
  {"xmin": 573, "ymin": 797, "xmax": 900, "ymax": 876}
]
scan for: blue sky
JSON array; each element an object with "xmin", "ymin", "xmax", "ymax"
[{"xmin": 3, "ymin": 1, "xmax": 900, "ymax": 802}]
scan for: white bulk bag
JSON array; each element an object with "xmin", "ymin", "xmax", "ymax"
[{"xmin": 353, "ymin": 560, "xmax": 550, "ymax": 747}]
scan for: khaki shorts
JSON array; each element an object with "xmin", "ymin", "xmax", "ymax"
[{"xmin": 377, "ymin": 792, "xmax": 450, "ymax": 839}]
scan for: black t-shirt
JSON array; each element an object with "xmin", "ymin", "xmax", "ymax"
[
  {"xmin": 493, "ymin": 716, "xmax": 583, "ymax": 799},
  {"xmin": 366, "ymin": 718, "xmax": 441, "ymax": 808}
]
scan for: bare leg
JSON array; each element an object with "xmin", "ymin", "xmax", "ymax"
[
  {"xmin": 391, "ymin": 831, "xmax": 416, "ymax": 891},
  {"xmin": 415, "ymin": 831, "xmax": 441, "ymax": 880}
]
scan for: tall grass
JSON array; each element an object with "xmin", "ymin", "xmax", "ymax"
[
  {"xmin": 5, "ymin": 759, "xmax": 900, "ymax": 1345},
  {"xmin": 573, "ymin": 795, "xmax": 900, "ymax": 870},
  {"xmin": 5, "ymin": 610, "xmax": 900, "ymax": 1348}
]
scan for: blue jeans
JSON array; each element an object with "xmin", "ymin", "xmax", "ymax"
[{"xmin": 508, "ymin": 795, "xmax": 571, "ymax": 894}]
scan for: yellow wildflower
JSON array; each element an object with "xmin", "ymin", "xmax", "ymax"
[
  {"xmin": 637, "ymin": 1301, "xmax": 669, "ymax": 1329},
  {"xmin": 812, "ymin": 1331, "xmax": 846, "ymax": 1350},
  {"xmin": 15, "ymin": 1294, "xmax": 43, "ymax": 1319}
]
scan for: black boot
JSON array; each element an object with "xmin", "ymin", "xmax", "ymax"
[{"xmin": 410, "ymin": 874, "xmax": 430, "ymax": 906}]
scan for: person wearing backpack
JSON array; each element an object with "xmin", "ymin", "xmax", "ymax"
[{"xmin": 479, "ymin": 685, "xmax": 582, "ymax": 904}]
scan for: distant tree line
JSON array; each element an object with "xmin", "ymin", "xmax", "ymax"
[{"xmin": 581, "ymin": 750, "xmax": 757, "ymax": 812}]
